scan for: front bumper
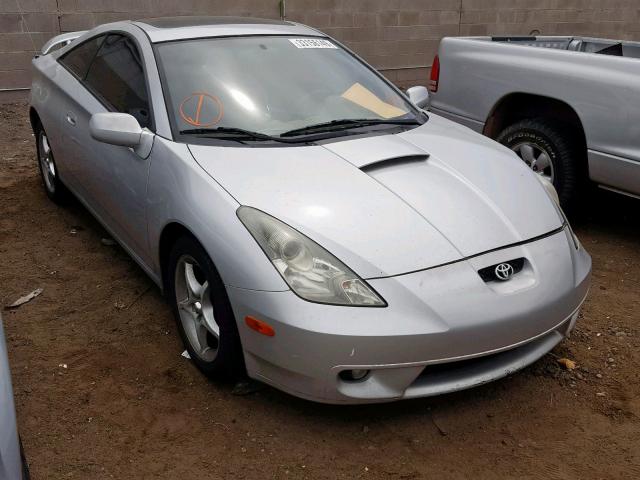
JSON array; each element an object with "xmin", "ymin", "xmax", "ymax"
[{"xmin": 228, "ymin": 228, "xmax": 591, "ymax": 404}]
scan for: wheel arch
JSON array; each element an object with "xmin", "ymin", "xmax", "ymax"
[
  {"xmin": 484, "ymin": 92, "xmax": 588, "ymax": 175},
  {"xmin": 29, "ymin": 106, "xmax": 40, "ymax": 131},
  {"xmin": 484, "ymin": 93, "xmax": 586, "ymax": 143},
  {"xmin": 158, "ymin": 221, "xmax": 203, "ymax": 293}
]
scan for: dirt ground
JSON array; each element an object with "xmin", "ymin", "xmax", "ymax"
[{"xmin": 1, "ymin": 102, "xmax": 639, "ymax": 479}]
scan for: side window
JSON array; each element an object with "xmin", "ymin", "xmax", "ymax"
[
  {"xmin": 58, "ymin": 35, "xmax": 105, "ymax": 79},
  {"xmin": 85, "ymin": 34, "xmax": 152, "ymax": 129}
]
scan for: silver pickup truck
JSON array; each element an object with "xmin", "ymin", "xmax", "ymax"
[{"xmin": 428, "ymin": 36, "xmax": 640, "ymax": 210}]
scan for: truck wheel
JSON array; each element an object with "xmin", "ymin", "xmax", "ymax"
[
  {"xmin": 497, "ymin": 118, "xmax": 581, "ymax": 211},
  {"xmin": 167, "ymin": 236, "xmax": 245, "ymax": 380}
]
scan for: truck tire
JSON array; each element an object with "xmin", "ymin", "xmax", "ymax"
[{"xmin": 497, "ymin": 118, "xmax": 581, "ymax": 212}]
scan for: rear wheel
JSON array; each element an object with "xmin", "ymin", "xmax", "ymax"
[
  {"xmin": 34, "ymin": 122, "xmax": 69, "ymax": 203},
  {"xmin": 497, "ymin": 118, "xmax": 582, "ymax": 212},
  {"xmin": 167, "ymin": 236, "xmax": 244, "ymax": 379}
]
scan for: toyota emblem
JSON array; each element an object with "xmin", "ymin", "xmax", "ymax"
[{"xmin": 494, "ymin": 263, "xmax": 514, "ymax": 281}]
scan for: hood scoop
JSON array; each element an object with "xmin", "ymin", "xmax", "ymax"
[
  {"xmin": 360, "ymin": 154, "xmax": 429, "ymax": 173},
  {"xmin": 322, "ymin": 133, "xmax": 428, "ymax": 169}
]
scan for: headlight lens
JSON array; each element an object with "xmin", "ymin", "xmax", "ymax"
[
  {"xmin": 535, "ymin": 175, "xmax": 580, "ymax": 250},
  {"xmin": 237, "ymin": 206, "xmax": 386, "ymax": 306}
]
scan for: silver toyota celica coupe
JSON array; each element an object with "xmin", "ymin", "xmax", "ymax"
[{"xmin": 30, "ymin": 17, "xmax": 591, "ymax": 404}]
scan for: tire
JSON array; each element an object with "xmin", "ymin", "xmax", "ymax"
[
  {"xmin": 166, "ymin": 236, "xmax": 245, "ymax": 379},
  {"xmin": 496, "ymin": 118, "xmax": 582, "ymax": 212},
  {"xmin": 34, "ymin": 120, "xmax": 70, "ymax": 204}
]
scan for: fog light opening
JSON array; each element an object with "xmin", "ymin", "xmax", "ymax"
[{"xmin": 339, "ymin": 369, "xmax": 370, "ymax": 382}]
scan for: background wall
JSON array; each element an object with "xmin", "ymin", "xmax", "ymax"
[{"xmin": 1, "ymin": 0, "xmax": 640, "ymax": 101}]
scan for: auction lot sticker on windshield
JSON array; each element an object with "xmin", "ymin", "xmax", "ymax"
[{"xmin": 289, "ymin": 38, "xmax": 337, "ymax": 49}]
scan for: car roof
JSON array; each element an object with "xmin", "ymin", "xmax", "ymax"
[{"xmin": 132, "ymin": 16, "xmax": 322, "ymax": 43}]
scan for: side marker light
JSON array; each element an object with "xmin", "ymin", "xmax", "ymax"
[{"xmin": 245, "ymin": 316, "xmax": 275, "ymax": 337}]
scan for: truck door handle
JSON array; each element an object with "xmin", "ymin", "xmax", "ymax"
[{"xmin": 66, "ymin": 112, "xmax": 76, "ymax": 126}]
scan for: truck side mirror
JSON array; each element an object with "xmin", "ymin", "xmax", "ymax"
[{"xmin": 406, "ymin": 86, "xmax": 430, "ymax": 109}]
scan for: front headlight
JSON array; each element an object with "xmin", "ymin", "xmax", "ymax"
[
  {"xmin": 237, "ymin": 206, "xmax": 386, "ymax": 307},
  {"xmin": 535, "ymin": 175, "xmax": 580, "ymax": 250}
]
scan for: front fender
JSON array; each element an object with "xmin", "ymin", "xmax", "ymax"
[{"xmin": 146, "ymin": 137, "xmax": 288, "ymax": 292}]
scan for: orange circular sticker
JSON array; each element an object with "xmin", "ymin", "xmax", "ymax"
[{"xmin": 179, "ymin": 92, "xmax": 223, "ymax": 127}]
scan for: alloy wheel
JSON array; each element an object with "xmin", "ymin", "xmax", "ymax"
[
  {"xmin": 174, "ymin": 255, "xmax": 220, "ymax": 362},
  {"xmin": 512, "ymin": 141, "xmax": 555, "ymax": 183}
]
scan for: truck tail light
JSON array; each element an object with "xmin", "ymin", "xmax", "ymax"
[{"xmin": 429, "ymin": 54, "xmax": 440, "ymax": 93}]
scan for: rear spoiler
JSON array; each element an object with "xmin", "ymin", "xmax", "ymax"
[{"xmin": 40, "ymin": 31, "xmax": 87, "ymax": 56}]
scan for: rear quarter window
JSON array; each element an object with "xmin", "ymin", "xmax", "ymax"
[{"xmin": 58, "ymin": 35, "xmax": 105, "ymax": 79}]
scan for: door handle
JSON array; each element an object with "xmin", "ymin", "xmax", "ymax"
[{"xmin": 65, "ymin": 112, "xmax": 76, "ymax": 126}]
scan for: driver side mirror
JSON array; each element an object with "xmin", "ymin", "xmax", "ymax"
[
  {"xmin": 89, "ymin": 112, "xmax": 153, "ymax": 158},
  {"xmin": 406, "ymin": 86, "xmax": 430, "ymax": 110}
]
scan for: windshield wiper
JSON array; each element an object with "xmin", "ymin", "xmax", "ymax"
[
  {"xmin": 279, "ymin": 118, "xmax": 421, "ymax": 137},
  {"xmin": 179, "ymin": 127, "xmax": 301, "ymax": 143}
]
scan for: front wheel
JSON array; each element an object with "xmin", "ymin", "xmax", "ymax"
[
  {"xmin": 497, "ymin": 118, "xmax": 582, "ymax": 212},
  {"xmin": 167, "ymin": 236, "xmax": 245, "ymax": 379}
]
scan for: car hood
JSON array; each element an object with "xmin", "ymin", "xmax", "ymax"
[{"xmin": 188, "ymin": 114, "xmax": 562, "ymax": 279}]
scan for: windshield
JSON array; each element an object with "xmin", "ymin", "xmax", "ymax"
[{"xmin": 155, "ymin": 36, "xmax": 422, "ymax": 140}]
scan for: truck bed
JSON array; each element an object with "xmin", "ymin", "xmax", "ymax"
[{"xmin": 476, "ymin": 35, "xmax": 640, "ymax": 59}]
